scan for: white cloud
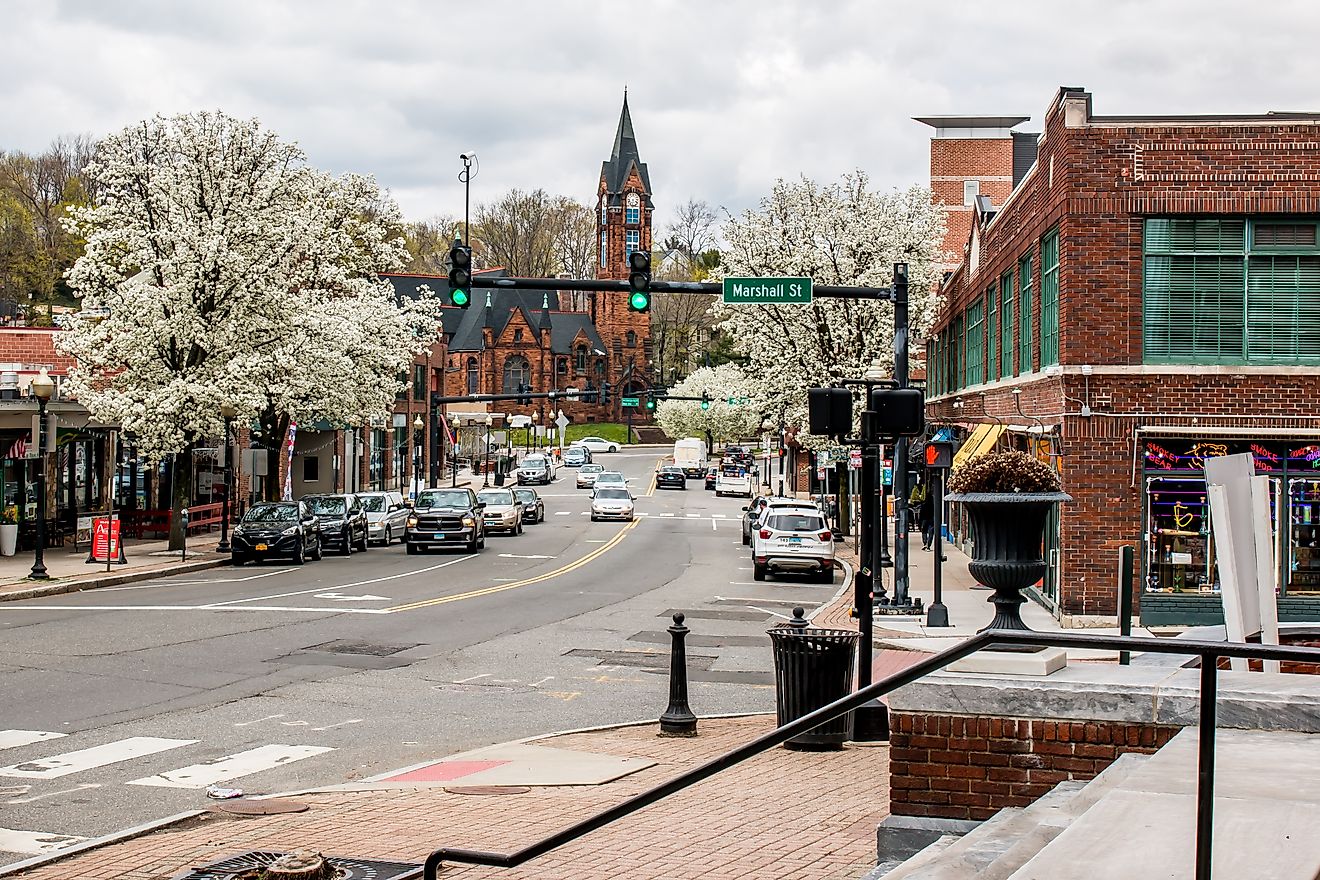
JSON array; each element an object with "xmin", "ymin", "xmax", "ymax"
[{"xmin": 3, "ymin": 0, "xmax": 1316, "ymax": 232}]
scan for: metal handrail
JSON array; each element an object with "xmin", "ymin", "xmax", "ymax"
[{"xmin": 418, "ymin": 630, "xmax": 1320, "ymax": 880}]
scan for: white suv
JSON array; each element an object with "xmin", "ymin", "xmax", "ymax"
[{"xmin": 751, "ymin": 509, "xmax": 835, "ymax": 583}]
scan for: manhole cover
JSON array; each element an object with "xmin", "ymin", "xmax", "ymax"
[
  {"xmin": 305, "ymin": 640, "xmax": 418, "ymax": 657},
  {"xmin": 444, "ymin": 785, "xmax": 531, "ymax": 796},
  {"xmin": 171, "ymin": 850, "xmax": 417, "ymax": 880},
  {"xmin": 210, "ymin": 798, "xmax": 311, "ymax": 816}
]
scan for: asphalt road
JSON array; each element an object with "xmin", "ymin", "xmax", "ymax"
[{"xmin": 0, "ymin": 449, "xmax": 846, "ymax": 866}]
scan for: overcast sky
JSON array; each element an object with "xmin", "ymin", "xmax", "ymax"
[{"xmin": 3, "ymin": 0, "xmax": 1314, "ymax": 233}]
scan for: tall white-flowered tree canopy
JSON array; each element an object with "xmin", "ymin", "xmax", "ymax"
[
  {"xmin": 58, "ymin": 111, "xmax": 440, "ymax": 461},
  {"xmin": 709, "ymin": 172, "xmax": 945, "ymax": 447},
  {"xmin": 655, "ymin": 363, "xmax": 762, "ymax": 446}
]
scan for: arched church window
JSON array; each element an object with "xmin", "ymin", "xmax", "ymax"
[{"xmin": 466, "ymin": 357, "xmax": 479, "ymax": 394}]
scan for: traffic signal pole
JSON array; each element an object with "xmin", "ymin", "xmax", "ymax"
[{"xmin": 891, "ymin": 264, "xmax": 912, "ymax": 605}]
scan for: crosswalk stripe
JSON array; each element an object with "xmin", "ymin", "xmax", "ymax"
[
  {"xmin": 0, "ymin": 826, "xmax": 87, "ymax": 855},
  {"xmin": 0, "ymin": 737, "xmax": 197, "ymax": 780},
  {"xmin": 0, "ymin": 730, "xmax": 66, "ymax": 751},
  {"xmin": 685, "ymin": 514, "xmax": 700, "ymax": 518},
  {"xmin": 554, "ymin": 511, "xmax": 571, "ymax": 516},
  {"xmin": 127, "ymin": 744, "xmax": 333, "ymax": 789}
]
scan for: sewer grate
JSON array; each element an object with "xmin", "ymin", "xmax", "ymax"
[
  {"xmin": 210, "ymin": 798, "xmax": 310, "ymax": 816},
  {"xmin": 305, "ymin": 640, "xmax": 419, "ymax": 657},
  {"xmin": 171, "ymin": 849, "xmax": 417, "ymax": 880}
]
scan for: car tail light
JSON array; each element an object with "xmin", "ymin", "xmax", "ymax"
[
  {"xmin": 758, "ymin": 529, "xmax": 771, "ymax": 539},
  {"xmin": 819, "ymin": 531, "xmax": 831, "ymax": 542}
]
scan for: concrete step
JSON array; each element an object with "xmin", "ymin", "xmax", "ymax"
[
  {"xmin": 1007, "ymin": 728, "xmax": 1320, "ymax": 879},
  {"xmin": 863, "ymin": 835, "xmax": 959, "ymax": 880}
]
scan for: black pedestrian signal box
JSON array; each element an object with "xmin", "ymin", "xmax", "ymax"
[
  {"xmin": 807, "ymin": 387, "xmax": 852, "ymax": 437},
  {"xmin": 925, "ymin": 441, "xmax": 954, "ymax": 469},
  {"xmin": 870, "ymin": 388, "xmax": 925, "ymax": 437}
]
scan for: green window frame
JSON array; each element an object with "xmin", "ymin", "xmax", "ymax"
[
  {"xmin": 1040, "ymin": 231, "xmax": 1059, "ymax": 366},
  {"xmin": 986, "ymin": 285, "xmax": 998, "ymax": 385},
  {"xmin": 1143, "ymin": 218, "xmax": 1320, "ymax": 365},
  {"xmin": 951, "ymin": 314, "xmax": 964, "ymax": 391},
  {"xmin": 965, "ymin": 298, "xmax": 984, "ymax": 387},
  {"xmin": 1018, "ymin": 254, "xmax": 1034, "ymax": 373},
  {"xmin": 999, "ymin": 271, "xmax": 1014, "ymax": 378}
]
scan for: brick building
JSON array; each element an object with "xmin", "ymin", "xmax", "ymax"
[
  {"xmin": 384, "ymin": 94, "xmax": 655, "ymax": 477},
  {"xmin": 923, "ymin": 86, "xmax": 1320, "ymax": 626}
]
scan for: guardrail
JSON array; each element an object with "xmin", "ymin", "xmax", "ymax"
[{"xmin": 415, "ymin": 630, "xmax": 1320, "ymax": 880}]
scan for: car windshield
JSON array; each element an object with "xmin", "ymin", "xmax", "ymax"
[
  {"xmin": 522, "ymin": 458, "xmax": 546, "ymax": 468},
  {"xmin": 721, "ymin": 465, "xmax": 745, "ymax": 476},
  {"xmin": 581, "ymin": 465, "xmax": 604, "ymax": 473},
  {"xmin": 514, "ymin": 490, "xmax": 537, "ymax": 503},
  {"xmin": 767, "ymin": 514, "xmax": 825, "ymax": 532},
  {"xmin": 477, "ymin": 490, "xmax": 514, "ymax": 505},
  {"xmin": 244, "ymin": 503, "xmax": 298, "ymax": 522},
  {"xmin": 596, "ymin": 473, "xmax": 624, "ymax": 483},
  {"xmin": 358, "ymin": 495, "xmax": 387, "ymax": 512},
  {"xmin": 305, "ymin": 496, "xmax": 345, "ymax": 515},
  {"xmin": 595, "ymin": 488, "xmax": 630, "ymax": 500},
  {"xmin": 660, "ymin": 467, "xmax": 682, "ymax": 474},
  {"xmin": 417, "ymin": 490, "xmax": 471, "ymax": 508}
]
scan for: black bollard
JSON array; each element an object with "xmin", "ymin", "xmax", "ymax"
[
  {"xmin": 659, "ymin": 613, "xmax": 698, "ymax": 736},
  {"xmin": 788, "ymin": 607, "xmax": 809, "ymax": 629}
]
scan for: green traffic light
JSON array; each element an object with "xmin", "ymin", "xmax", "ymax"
[
  {"xmin": 452, "ymin": 289, "xmax": 470, "ymax": 307},
  {"xmin": 629, "ymin": 291, "xmax": 650, "ymax": 311},
  {"xmin": 701, "ymin": 400, "xmax": 710, "ymax": 411}
]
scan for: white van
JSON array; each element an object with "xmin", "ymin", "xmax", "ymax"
[{"xmin": 673, "ymin": 438, "xmax": 707, "ymax": 478}]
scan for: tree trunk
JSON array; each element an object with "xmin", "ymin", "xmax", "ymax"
[
  {"xmin": 167, "ymin": 445, "xmax": 193, "ymax": 551},
  {"xmin": 258, "ymin": 409, "xmax": 291, "ymax": 502}
]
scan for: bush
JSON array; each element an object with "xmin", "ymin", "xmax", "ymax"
[{"xmin": 947, "ymin": 450, "xmax": 1062, "ymax": 494}]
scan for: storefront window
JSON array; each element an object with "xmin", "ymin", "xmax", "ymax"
[{"xmin": 1289, "ymin": 477, "xmax": 1320, "ymax": 594}]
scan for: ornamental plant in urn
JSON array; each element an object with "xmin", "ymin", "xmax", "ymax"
[{"xmin": 945, "ymin": 451, "xmax": 1069, "ymax": 631}]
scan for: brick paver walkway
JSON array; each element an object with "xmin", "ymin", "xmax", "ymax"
[{"xmin": 13, "ymin": 716, "xmax": 889, "ymax": 880}]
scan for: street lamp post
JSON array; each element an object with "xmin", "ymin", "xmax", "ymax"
[
  {"xmin": 413, "ymin": 414, "xmax": 424, "ymax": 497},
  {"xmin": 531, "ymin": 412, "xmax": 540, "ymax": 453},
  {"xmin": 28, "ymin": 368, "xmax": 54, "ymax": 580},
  {"xmin": 450, "ymin": 415, "xmax": 461, "ymax": 488},
  {"xmin": 217, "ymin": 402, "xmax": 236, "ymax": 554},
  {"xmin": 482, "ymin": 415, "xmax": 493, "ymax": 488}
]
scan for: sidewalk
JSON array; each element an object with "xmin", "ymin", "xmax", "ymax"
[{"xmin": 9, "ymin": 715, "xmax": 889, "ymax": 880}]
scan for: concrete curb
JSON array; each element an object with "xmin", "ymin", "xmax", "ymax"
[
  {"xmin": 0, "ymin": 557, "xmax": 227, "ymax": 602},
  {"xmin": 808, "ymin": 558, "xmax": 856, "ymax": 628},
  {"xmin": 0, "ymin": 809, "xmax": 207, "ymax": 878}
]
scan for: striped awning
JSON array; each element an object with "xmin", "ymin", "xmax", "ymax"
[{"xmin": 951, "ymin": 423, "xmax": 1005, "ymax": 469}]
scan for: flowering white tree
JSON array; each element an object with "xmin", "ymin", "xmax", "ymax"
[
  {"xmin": 59, "ymin": 112, "xmax": 439, "ymax": 545},
  {"xmin": 655, "ymin": 363, "xmax": 762, "ymax": 451},
  {"xmin": 709, "ymin": 172, "xmax": 945, "ymax": 447}
]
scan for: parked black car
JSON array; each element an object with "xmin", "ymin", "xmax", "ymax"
[
  {"xmin": 513, "ymin": 487, "xmax": 545, "ymax": 523},
  {"xmin": 704, "ymin": 466, "xmax": 718, "ymax": 490},
  {"xmin": 303, "ymin": 493, "xmax": 370, "ymax": 555},
  {"xmin": 655, "ymin": 465, "xmax": 687, "ymax": 490},
  {"xmin": 231, "ymin": 501, "xmax": 322, "ymax": 565},
  {"xmin": 406, "ymin": 487, "xmax": 486, "ymax": 554}
]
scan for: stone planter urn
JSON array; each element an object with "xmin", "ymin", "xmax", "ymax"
[
  {"xmin": 944, "ymin": 491, "xmax": 1070, "ymax": 631},
  {"xmin": 0, "ymin": 522, "xmax": 17, "ymax": 557}
]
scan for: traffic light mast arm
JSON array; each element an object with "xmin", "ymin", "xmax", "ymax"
[
  {"xmin": 431, "ymin": 390, "xmax": 601, "ymax": 405},
  {"xmin": 470, "ymin": 276, "xmax": 897, "ymax": 301}
]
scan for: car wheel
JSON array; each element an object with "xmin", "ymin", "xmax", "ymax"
[
  {"xmin": 467, "ymin": 535, "xmax": 478, "ymax": 553},
  {"xmin": 478, "ymin": 532, "xmax": 486, "ymax": 549},
  {"xmin": 406, "ymin": 542, "xmax": 419, "ymax": 555},
  {"xmin": 608, "ymin": 445, "xmax": 618, "ymax": 452},
  {"xmin": 817, "ymin": 568, "xmax": 834, "ymax": 584},
  {"xmin": 341, "ymin": 530, "xmax": 352, "ymax": 555},
  {"xmin": 590, "ymin": 515, "xmax": 598, "ymax": 522},
  {"xmin": 292, "ymin": 540, "xmax": 305, "ymax": 565},
  {"xmin": 355, "ymin": 529, "xmax": 369, "ymax": 552},
  {"xmin": 742, "ymin": 533, "xmax": 750, "ymax": 546},
  {"xmin": 310, "ymin": 538, "xmax": 323, "ymax": 561},
  {"xmin": 231, "ymin": 553, "xmax": 247, "ymax": 566},
  {"xmin": 516, "ymin": 520, "xmax": 524, "ymax": 535},
  {"xmin": 753, "ymin": 562, "xmax": 767, "ymax": 581}
]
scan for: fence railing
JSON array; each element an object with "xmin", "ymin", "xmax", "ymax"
[{"xmin": 414, "ymin": 629, "xmax": 1320, "ymax": 880}]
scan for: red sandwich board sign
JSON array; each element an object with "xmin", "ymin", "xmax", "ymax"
[{"xmin": 87, "ymin": 516, "xmax": 128, "ymax": 564}]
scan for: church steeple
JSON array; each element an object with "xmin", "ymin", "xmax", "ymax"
[{"xmin": 600, "ymin": 92, "xmax": 651, "ymax": 207}]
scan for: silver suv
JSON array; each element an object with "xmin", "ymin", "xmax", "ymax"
[{"xmin": 751, "ymin": 508, "xmax": 835, "ymax": 583}]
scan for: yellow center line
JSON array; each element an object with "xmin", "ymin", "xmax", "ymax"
[
  {"xmin": 644, "ymin": 456, "xmax": 665, "ymax": 497},
  {"xmin": 385, "ymin": 519, "xmax": 640, "ymax": 613}
]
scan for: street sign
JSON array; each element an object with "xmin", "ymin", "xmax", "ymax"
[
  {"xmin": 621, "ymin": 396, "xmax": 639, "ymax": 408},
  {"xmin": 555, "ymin": 413, "xmax": 569, "ymax": 430},
  {"xmin": 849, "ymin": 449, "xmax": 863, "ymax": 470},
  {"xmin": 722, "ymin": 277, "xmax": 813, "ymax": 305}
]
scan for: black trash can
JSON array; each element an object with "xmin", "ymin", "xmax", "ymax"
[{"xmin": 768, "ymin": 625, "xmax": 860, "ymax": 750}]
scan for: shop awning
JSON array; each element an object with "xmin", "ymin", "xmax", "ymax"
[{"xmin": 952, "ymin": 423, "xmax": 1005, "ymax": 469}]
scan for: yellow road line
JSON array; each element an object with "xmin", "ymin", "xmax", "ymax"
[
  {"xmin": 644, "ymin": 456, "xmax": 665, "ymax": 496},
  {"xmin": 386, "ymin": 519, "xmax": 640, "ymax": 613}
]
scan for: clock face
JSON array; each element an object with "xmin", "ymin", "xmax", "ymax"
[{"xmin": 626, "ymin": 192, "xmax": 640, "ymax": 208}]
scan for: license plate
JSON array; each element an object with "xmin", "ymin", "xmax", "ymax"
[
  {"xmin": 433, "ymin": 533, "xmax": 445, "ymax": 539},
  {"xmin": 784, "ymin": 537, "xmax": 803, "ymax": 544},
  {"xmin": 255, "ymin": 543, "xmax": 268, "ymax": 551}
]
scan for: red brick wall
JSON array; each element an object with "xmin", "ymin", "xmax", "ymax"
[
  {"xmin": 929, "ymin": 136, "xmax": 1015, "ymax": 267},
  {"xmin": 889, "ymin": 711, "xmax": 1180, "ymax": 821},
  {"xmin": 0, "ymin": 328, "xmax": 77, "ymax": 373}
]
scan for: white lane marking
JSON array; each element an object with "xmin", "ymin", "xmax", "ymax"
[
  {"xmin": 748, "ymin": 605, "xmax": 796, "ymax": 621},
  {"xmin": 0, "ymin": 604, "xmax": 391, "ymax": 614},
  {"xmin": 554, "ymin": 511, "xmax": 571, "ymax": 516},
  {"xmin": 7, "ymin": 782, "xmax": 101, "ymax": 804},
  {"xmin": 712, "ymin": 514, "xmax": 728, "ymax": 518},
  {"xmin": 128, "ymin": 744, "xmax": 333, "ymax": 789},
  {"xmin": 311, "ymin": 719, "xmax": 363, "ymax": 732},
  {"xmin": 497, "ymin": 553, "xmax": 556, "ymax": 560},
  {"xmin": 0, "ymin": 737, "xmax": 197, "ymax": 780},
  {"xmin": 0, "ymin": 826, "xmax": 87, "ymax": 855},
  {"xmin": 136, "ymin": 568, "xmax": 295, "ymax": 588},
  {"xmin": 235, "ymin": 714, "xmax": 285, "ymax": 727},
  {"xmin": 312, "ymin": 592, "xmax": 391, "ymax": 601},
  {"xmin": 712, "ymin": 519, "xmax": 718, "ymax": 531},
  {"xmin": 685, "ymin": 514, "xmax": 700, "ymax": 518},
  {"xmin": 529, "ymin": 676, "xmax": 553, "ymax": 687},
  {"xmin": 455, "ymin": 673, "xmax": 492, "ymax": 683},
  {"xmin": 201, "ymin": 555, "xmax": 475, "ymax": 608},
  {"xmin": 0, "ymin": 731, "xmax": 66, "ymax": 751},
  {"xmin": 661, "ymin": 513, "xmax": 675, "ymax": 517}
]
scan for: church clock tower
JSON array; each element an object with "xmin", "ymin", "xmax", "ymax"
[{"xmin": 596, "ymin": 92, "xmax": 653, "ymax": 402}]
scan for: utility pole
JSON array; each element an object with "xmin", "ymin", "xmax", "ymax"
[
  {"xmin": 459, "ymin": 153, "xmax": 476, "ymax": 247},
  {"xmin": 891, "ymin": 264, "xmax": 911, "ymax": 604}
]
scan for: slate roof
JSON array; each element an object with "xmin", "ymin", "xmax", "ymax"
[
  {"xmin": 383, "ymin": 272, "xmax": 606, "ymax": 356},
  {"xmin": 599, "ymin": 93, "xmax": 653, "ymax": 207}
]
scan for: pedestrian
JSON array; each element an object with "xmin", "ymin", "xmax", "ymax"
[{"xmin": 910, "ymin": 481, "xmax": 935, "ymax": 550}]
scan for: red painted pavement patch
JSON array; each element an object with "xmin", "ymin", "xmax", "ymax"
[{"xmin": 382, "ymin": 760, "xmax": 510, "ymax": 783}]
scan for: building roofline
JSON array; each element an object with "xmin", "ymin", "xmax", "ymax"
[
  {"xmin": 1086, "ymin": 111, "xmax": 1320, "ymax": 127},
  {"xmin": 913, "ymin": 115, "xmax": 1030, "ymax": 129}
]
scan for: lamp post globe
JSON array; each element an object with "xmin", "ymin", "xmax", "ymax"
[
  {"xmin": 216, "ymin": 402, "xmax": 237, "ymax": 554},
  {"xmin": 28, "ymin": 369, "xmax": 55, "ymax": 580}
]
